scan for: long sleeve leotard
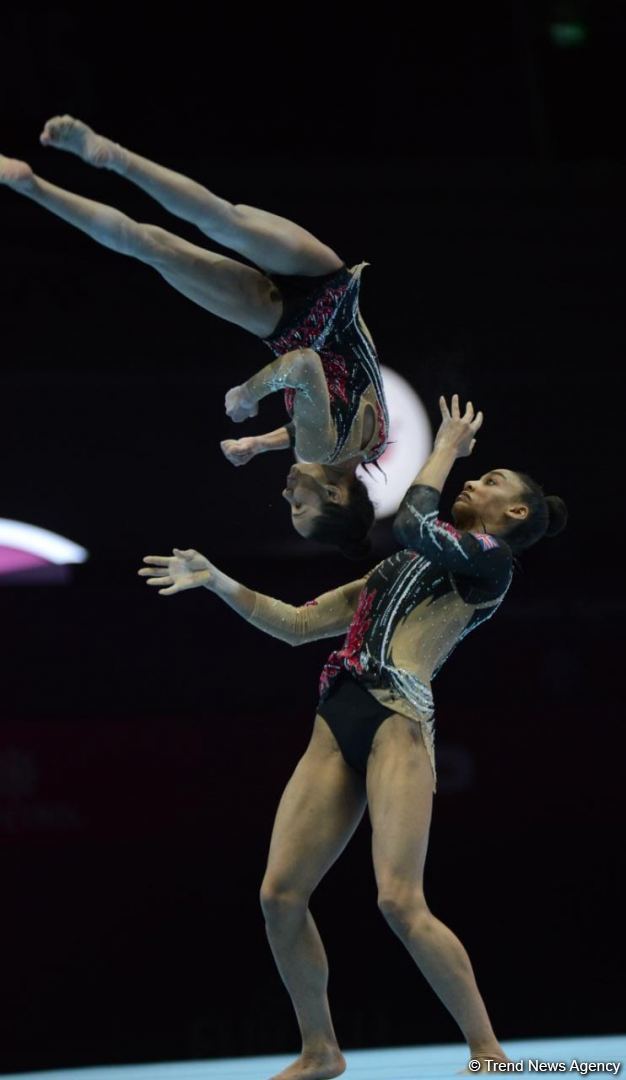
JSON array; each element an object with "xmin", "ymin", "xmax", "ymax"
[{"xmin": 246, "ymin": 485, "xmax": 513, "ymax": 787}]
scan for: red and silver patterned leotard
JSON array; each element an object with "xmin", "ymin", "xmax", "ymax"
[
  {"xmin": 263, "ymin": 262, "xmax": 389, "ymax": 465},
  {"xmin": 318, "ymin": 484, "xmax": 514, "ymax": 786}
]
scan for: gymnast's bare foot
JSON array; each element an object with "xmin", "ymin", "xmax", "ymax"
[
  {"xmin": 458, "ymin": 1045, "xmax": 511, "ymax": 1073},
  {"xmin": 269, "ymin": 1047, "xmax": 346, "ymax": 1080},
  {"xmin": 40, "ymin": 114, "xmax": 124, "ymax": 171},
  {"xmin": 0, "ymin": 156, "xmax": 35, "ymax": 191}
]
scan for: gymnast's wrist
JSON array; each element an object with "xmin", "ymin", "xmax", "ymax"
[
  {"xmin": 431, "ymin": 437, "xmax": 461, "ymax": 459},
  {"xmin": 241, "ymin": 378, "xmax": 261, "ymax": 406},
  {"xmin": 206, "ymin": 568, "xmax": 240, "ymax": 601},
  {"xmin": 203, "ymin": 567, "xmax": 225, "ymax": 594},
  {"xmin": 254, "ymin": 434, "xmax": 271, "ymax": 454}
]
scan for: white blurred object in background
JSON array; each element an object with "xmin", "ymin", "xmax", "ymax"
[
  {"xmin": 0, "ymin": 519, "xmax": 88, "ymax": 580},
  {"xmin": 359, "ymin": 366, "xmax": 432, "ymax": 519}
]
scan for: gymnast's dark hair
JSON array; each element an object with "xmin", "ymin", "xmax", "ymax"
[
  {"xmin": 309, "ymin": 475, "xmax": 375, "ymax": 559},
  {"xmin": 505, "ymin": 473, "xmax": 568, "ymax": 553}
]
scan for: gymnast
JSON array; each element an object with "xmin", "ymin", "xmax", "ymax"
[
  {"xmin": 0, "ymin": 116, "xmax": 388, "ymax": 556},
  {"xmin": 138, "ymin": 395, "xmax": 567, "ymax": 1078}
]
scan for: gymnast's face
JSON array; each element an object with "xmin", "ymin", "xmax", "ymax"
[
  {"xmin": 451, "ymin": 469, "xmax": 530, "ymax": 535},
  {"xmin": 282, "ymin": 464, "xmax": 348, "ymax": 538}
]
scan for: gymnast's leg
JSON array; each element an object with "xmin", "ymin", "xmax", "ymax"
[
  {"xmin": 366, "ymin": 714, "xmax": 509, "ymax": 1072},
  {"xmin": 40, "ymin": 115, "xmax": 344, "ymax": 276},
  {"xmin": 260, "ymin": 716, "xmax": 366, "ymax": 1080},
  {"xmin": 0, "ymin": 155, "xmax": 281, "ymax": 336}
]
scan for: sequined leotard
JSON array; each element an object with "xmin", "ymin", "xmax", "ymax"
[
  {"xmin": 317, "ymin": 485, "xmax": 513, "ymax": 784},
  {"xmin": 245, "ymin": 485, "xmax": 513, "ymax": 790},
  {"xmin": 263, "ymin": 263, "xmax": 389, "ymax": 465}
]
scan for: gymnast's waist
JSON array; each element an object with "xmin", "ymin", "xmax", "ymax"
[{"xmin": 344, "ymin": 656, "xmax": 435, "ymax": 720}]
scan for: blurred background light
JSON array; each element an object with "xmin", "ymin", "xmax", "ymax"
[
  {"xmin": 549, "ymin": 21, "xmax": 588, "ymax": 47},
  {"xmin": 0, "ymin": 519, "xmax": 88, "ymax": 577},
  {"xmin": 359, "ymin": 366, "xmax": 432, "ymax": 520},
  {"xmin": 548, "ymin": 1, "xmax": 589, "ymax": 48}
]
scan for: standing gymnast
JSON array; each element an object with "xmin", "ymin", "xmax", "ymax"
[
  {"xmin": 0, "ymin": 116, "xmax": 388, "ymax": 555},
  {"xmin": 138, "ymin": 396, "xmax": 567, "ymax": 1078}
]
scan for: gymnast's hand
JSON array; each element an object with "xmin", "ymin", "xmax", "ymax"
[
  {"xmin": 220, "ymin": 436, "xmax": 260, "ymax": 466},
  {"xmin": 138, "ymin": 549, "xmax": 214, "ymax": 595},
  {"xmin": 434, "ymin": 395, "xmax": 483, "ymax": 458},
  {"xmin": 225, "ymin": 384, "xmax": 259, "ymax": 423}
]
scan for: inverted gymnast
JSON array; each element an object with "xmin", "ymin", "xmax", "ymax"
[
  {"xmin": 0, "ymin": 116, "xmax": 388, "ymax": 557},
  {"xmin": 138, "ymin": 396, "xmax": 567, "ymax": 1078}
]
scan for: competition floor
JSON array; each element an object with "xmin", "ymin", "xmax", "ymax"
[{"xmin": 6, "ymin": 1035, "xmax": 625, "ymax": 1079}]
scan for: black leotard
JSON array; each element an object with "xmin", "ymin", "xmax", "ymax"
[
  {"xmin": 245, "ymin": 484, "xmax": 513, "ymax": 788},
  {"xmin": 263, "ymin": 263, "xmax": 389, "ymax": 464},
  {"xmin": 318, "ymin": 484, "xmax": 514, "ymax": 783}
]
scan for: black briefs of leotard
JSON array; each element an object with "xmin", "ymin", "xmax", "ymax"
[
  {"xmin": 316, "ymin": 670, "xmax": 396, "ymax": 775},
  {"xmin": 266, "ymin": 266, "xmax": 346, "ymax": 340}
]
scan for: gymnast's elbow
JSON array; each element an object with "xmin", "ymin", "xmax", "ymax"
[{"xmin": 283, "ymin": 624, "xmax": 312, "ymax": 646}]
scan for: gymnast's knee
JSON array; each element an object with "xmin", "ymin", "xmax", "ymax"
[
  {"xmin": 119, "ymin": 221, "xmax": 176, "ymax": 264},
  {"xmin": 260, "ymin": 880, "xmax": 309, "ymax": 924},
  {"xmin": 377, "ymin": 885, "xmax": 431, "ymax": 937}
]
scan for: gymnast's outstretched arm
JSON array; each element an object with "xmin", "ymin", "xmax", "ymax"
[
  {"xmin": 392, "ymin": 395, "xmax": 511, "ymax": 592},
  {"xmin": 393, "ymin": 394, "xmax": 482, "ymax": 565},
  {"xmin": 138, "ymin": 548, "xmax": 366, "ymax": 645}
]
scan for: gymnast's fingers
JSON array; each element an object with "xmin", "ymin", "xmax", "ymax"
[{"xmin": 142, "ymin": 555, "xmax": 171, "ymax": 566}]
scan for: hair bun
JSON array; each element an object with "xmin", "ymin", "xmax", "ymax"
[{"xmin": 545, "ymin": 496, "xmax": 568, "ymax": 537}]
